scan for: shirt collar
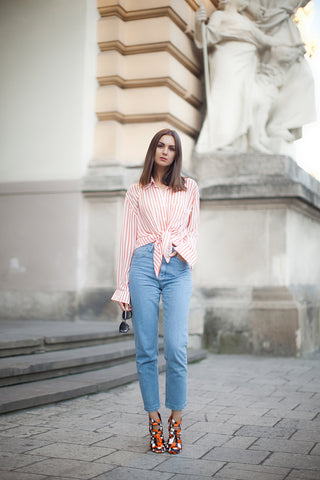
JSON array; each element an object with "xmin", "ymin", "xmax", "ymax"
[{"xmin": 144, "ymin": 177, "xmax": 156, "ymax": 189}]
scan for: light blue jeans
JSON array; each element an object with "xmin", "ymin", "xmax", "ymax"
[{"xmin": 129, "ymin": 243, "xmax": 192, "ymax": 412}]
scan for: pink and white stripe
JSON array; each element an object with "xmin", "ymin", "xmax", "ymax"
[{"xmin": 111, "ymin": 177, "xmax": 200, "ymax": 304}]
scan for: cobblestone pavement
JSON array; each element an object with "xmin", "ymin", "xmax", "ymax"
[{"xmin": 0, "ymin": 353, "xmax": 320, "ymax": 480}]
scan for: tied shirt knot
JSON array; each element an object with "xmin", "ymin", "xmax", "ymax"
[{"xmin": 154, "ymin": 229, "xmax": 172, "ymax": 276}]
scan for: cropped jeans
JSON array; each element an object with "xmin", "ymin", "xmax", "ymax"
[{"xmin": 129, "ymin": 243, "xmax": 192, "ymax": 412}]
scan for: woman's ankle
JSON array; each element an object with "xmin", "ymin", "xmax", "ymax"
[
  {"xmin": 171, "ymin": 410, "xmax": 182, "ymax": 423},
  {"xmin": 149, "ymin": 411, "xmax": 160, "ymax": 422}
]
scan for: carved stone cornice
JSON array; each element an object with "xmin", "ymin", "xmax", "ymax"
[
  {"xmin": 96, "ymin": 111, "xmax": 198, "ymax": 138},
  {"xmin": 98, "ymin": 40, "xmax": 201, "ymax": 77},
  {"xmin": 185, "ymin": 0, "xmax": 200, "ymax": 9},
  {"xmin": 185, "ymin": 0, "xmax": 218, "ymax": 10},
  {"xmin": 98, "ymin": 5, "xmax": 187, "ymax": 32},
  {"xmin": 97, "ymin": 75, "xmax": 202, "ymax": 109},
  {"xmin": 194, "ymin": 152, "xmax": 320, "ymax": 211}
]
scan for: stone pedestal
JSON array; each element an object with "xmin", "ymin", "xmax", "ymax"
[{"xmin": 192, "ymin": 152, "xmax": 320, "ymax": 356}]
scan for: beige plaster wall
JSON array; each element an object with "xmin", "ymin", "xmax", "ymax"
[
  {"xmin": 0, "ymin": 0, "xmax": 97, "ymax": 182},
  {"xmin": 94, "ymin": 0, "xmax": 203, "ymax": 170},
  {"xmin": 0, "ymin": 183, "xmax": 82, "ymax": 291},
  {"xmin": 94, "ymin": 121, "xmax": 195, "ymax": 170},
  {"xmin": 83, "ymin": 195, "xmax": 123, "ymax": 290}
]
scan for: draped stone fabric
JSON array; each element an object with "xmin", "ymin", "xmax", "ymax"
[
  {"xmin": 194, "ymin": 0, "xmax": 316, "ymax": 154},
  {"xmin": 195, "ymin": 5, "xmax": 275, "ymax": 153},
  {"xmin": 254, "ymin": 0, "xmax": 316, "ymax": 143}
]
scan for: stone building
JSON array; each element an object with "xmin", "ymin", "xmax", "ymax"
[{"xmin": 1, "ymin": 0, "xmax": 319, "ymax": 357}]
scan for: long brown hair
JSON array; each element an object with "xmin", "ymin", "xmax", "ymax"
[{"xmin": 139, "ymin": 128, "xmax": 186, "ymax": 191}]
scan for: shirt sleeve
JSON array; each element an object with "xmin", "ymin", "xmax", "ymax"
[
  {"xmin": 175, "ymin": 179, "xmax": 200, "ymax": 267},
  {"xmin": 111, "ymin": 185, "xmax": 138, "ymax": 304}
]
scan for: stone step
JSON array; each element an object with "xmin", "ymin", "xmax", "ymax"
[
  {"xmin": 0, "ymin": 340, "xmax": 142, "ymax": 386},
  {"xmin": 0, "ymin": 349, "xmax": 207, "ymax": 414},
  {"xmin": 0, "ymin": 320, "xmax": 131, "ymax": 357}
]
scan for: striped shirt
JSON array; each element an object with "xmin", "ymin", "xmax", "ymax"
[{"xmin": 111, "ymin": 177, "xmax": 200, "ymax": 304}]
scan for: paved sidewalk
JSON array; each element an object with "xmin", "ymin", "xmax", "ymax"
[{"xmin": 0, "ymin": 354, "xmax": 319, "ymax": 480}]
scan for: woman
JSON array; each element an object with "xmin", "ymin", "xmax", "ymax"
[{"xmin": 111, "ymin": 128, "xmax": 200, "ymax": 454}]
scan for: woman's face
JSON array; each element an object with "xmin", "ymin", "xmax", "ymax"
[{"xmin": 154, "ymin": 135, "xmax": 176, "ymax": 171}]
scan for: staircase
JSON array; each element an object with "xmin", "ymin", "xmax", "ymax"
[{"xmin": 0, "ymin": 320, "xmax": 206, "ymax": 414}]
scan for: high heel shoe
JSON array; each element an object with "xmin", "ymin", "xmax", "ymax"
[
  {"xmin": 167, "ymin": 415, "xmax": 182, "ymax": 454},
  {"xmin": 149, "ymin": 412, "xmax": 166, "ymax": 454}
]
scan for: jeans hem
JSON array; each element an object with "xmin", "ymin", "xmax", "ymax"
[
  {"xmin": 145, "ymin": 405, "xmax": 161, "ymax": 413},
  {"xmin": 165, "ymin": 403, "xmax": 187, "ymax": 411}
]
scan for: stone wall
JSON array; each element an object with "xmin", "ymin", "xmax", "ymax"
[
  {"xmin": 0, "ymin": 0, "xmax": 97, "ymax": 321},
  {"xmin": 192, "ymin": 152, "xmax": 320, "ymax": 356}
]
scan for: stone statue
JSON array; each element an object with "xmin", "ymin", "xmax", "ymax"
[
  {"xmin": 250, "ymin": 0, "xmax": 316, "ymax": 151},
  {"xmin": 250, "ymin": 44, "xmax": 306, "ymax": 152},
  {"xmin": 194, "ymin": 0, "xmax": 316, "ymax": 154},
  {"xmin": 194, "ymin": 0, "xmax": 277, "ymax": 153}
]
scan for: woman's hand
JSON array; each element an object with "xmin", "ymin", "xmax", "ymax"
[
  {"xmin": 172, "ymin": 251, "xmax": 186, "ymax": 262},
  {"xmin": 117, "ymin": 301, "xmax": 132, "ymax": 312}
]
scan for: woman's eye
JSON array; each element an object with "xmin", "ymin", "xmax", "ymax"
[{"xmin": 157, "ymin": 143, "xmax": 175, "ymax": 151}]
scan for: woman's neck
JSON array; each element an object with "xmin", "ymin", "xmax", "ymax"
[
  {"xmin": 153, "ymin": 167, "xmax": 168, "ymax": 186},
  {"xmin": 154, "ymin": 177, "xmax": 168, "ymax": 189}
]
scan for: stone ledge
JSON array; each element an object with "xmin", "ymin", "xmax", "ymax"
[
  {"xmin": 96, "ymin": 111, "xmax": 199, "ymax": 138},
  {"xmin": 194, "ymin": 153, "xmax": 320, "ymax": 210},
  {"xmin": 98, "ymin": 4, "xmax": 187, "ymax": 32},
  {"xmin": 82, "ymin": 164, "xmax": 142, "ymax": 193},
  {"xmin": 98, "ymin": 40, "xmax": 201, "ymax": 76},
  {"xmin": 81, "ymin": 164, "xmax": 196, "ymax": 194},
  {"xmin": 97, "ymin": 75, "xmax": 202, "ymax": 109}
]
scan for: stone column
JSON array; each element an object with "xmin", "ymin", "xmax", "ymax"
[{"xmin": 193, "ymin": 152, "xmax": 320, "ymax": 356}]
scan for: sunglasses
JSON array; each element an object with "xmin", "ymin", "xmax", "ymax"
[{"xmin": 119, "ymin": 310, "xmax": 132, "ymax": 334}]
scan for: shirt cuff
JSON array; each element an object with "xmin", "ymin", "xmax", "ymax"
[
  {"xmin": 111, "ymin": 289, "xmax": 130, "ymax": 305},
  {"xmin": 174, "ymin": 243, "xmax": 197, "ymax": 268}
]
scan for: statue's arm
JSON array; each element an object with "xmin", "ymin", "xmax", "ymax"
[
  {"xmin": 251, "ymin": 22, "xmax": 279, "ymax": 48},
  {"xmin": 194, "ymin": 5, "xmax": 207, "ymax": 47},
  {"xmin": 194, "ymin": 6, "xmax": 221, "ymax": 48}
]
